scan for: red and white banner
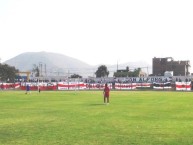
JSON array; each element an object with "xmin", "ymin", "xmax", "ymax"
[
  {"xmin": 115, "ymin": 83, "xmax": 136, "ymax": 90},
  {"xmin": 136, "ymin": 83, "xmax": 151, "ymax": 88},
  {"xmin": 86, "ymin": 83, "xmax": 104, "ymax": 89},
  {"xmin": 1, "ymin": 81, "xmax": 192, "ymax": 91},
  {"xmin": 14, "ymin": 83, "xmax": 21, "ymax": 88},
  {"xmin": 39, "ymin": 82, "xmax": 57, "ymax": 91},
  {"xmin": 176, "ymin": 82, "xmax": 191, "ymax": 91},
  {"xmin": 20, "ymin": 82, "xmax": 57, "ymax": 90},
  {"xmin": 58, "ymin": 82, "xmax": 87, "ymax": 90},
  {"xmin": 0, "ymin": 83, "xmax": 21, "ymax": 89}
]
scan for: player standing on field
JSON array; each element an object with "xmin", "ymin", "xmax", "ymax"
[
  {"xmin": 103, "ymin": 83, "xmax": 110, "ymax": 104},
  {"xmin": 25, "ymin": 84, "xmax": 30, "ymax": 94}
]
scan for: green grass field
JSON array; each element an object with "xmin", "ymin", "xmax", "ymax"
[{"xmin": 0, "ymin": 90, "xmax": 193, "ymax": 145}]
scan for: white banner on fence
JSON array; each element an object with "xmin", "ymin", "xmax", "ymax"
[{"xmin": 153, "ymin": 82, "xmax": 172, "ymax": 89}]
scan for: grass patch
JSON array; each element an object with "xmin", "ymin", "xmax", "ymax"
[{"xmin": 0, "ymin": 91, "xmax": 193, "ymax": 145}]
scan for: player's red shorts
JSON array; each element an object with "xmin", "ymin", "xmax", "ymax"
[{"xmin": 104, "ymin": 92, "xmax": 109, "ymax": 97}]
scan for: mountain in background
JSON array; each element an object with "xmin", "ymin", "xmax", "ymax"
[
  {"xmin": 4, "ymin": 51, "xmax": 152, "ymax": 77},
  {"xmin": 4, "ymin": 51, "xmax": 93, "ymax": 77}
]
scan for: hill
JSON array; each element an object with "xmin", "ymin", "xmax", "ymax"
[
  {"xmin": 4, "ymin": 51, "xmax": 152, "ymax": 77},
  {"xmin": 4, "ymin": 51, "xmax": 93, "ymax": 77}
]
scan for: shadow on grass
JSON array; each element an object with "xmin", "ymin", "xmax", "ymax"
[{"xmin": 89, "ymin": 103, "xmax": 105, "ymax": 106}]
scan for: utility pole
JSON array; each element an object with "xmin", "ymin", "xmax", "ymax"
[
  {"xmin": 40, "ymin": 63, "xmax": 42, "ymax": 77},
  {"xmin": 117, "ymin": 60, "xmax": 118, "ymax": 72},
  {"xmin": 45, "ymin": 64, "xmax": 47, "ymax": 77},
  {"xmin": 147, "ymin": 66, "xmax": 149, "ymax": 76},
  {"xmin": 39, "ymin": 62, "xmax": 43, "ymax": 77}
]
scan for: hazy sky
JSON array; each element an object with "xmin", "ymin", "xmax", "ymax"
[{"xmin": 0, "ymin": 0, "xmax": 193, "ymax": 66}]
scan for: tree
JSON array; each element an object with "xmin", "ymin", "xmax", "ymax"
[
  {"xmin": 0, "ymin": 63, "xmax": 19, "ymax": 82},
  {"xmin": 70, "ymin": 74, "xmax": 82, "ymax": 78},
  {"xmin": 132, "ymin": 68, "xmax": 141, "ymax": 77},
  {"xmin": 32, "ymin": 64, "xmax": 40, "ymax": 77},
  {"xmin": 113, "ymin": 67, "xmax": 141, "ymax": 77},
  {"xmin": 95, "ymin": 65, "xmax": 109, "ymax": 78}
]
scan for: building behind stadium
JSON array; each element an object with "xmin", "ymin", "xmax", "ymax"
[{"xmin": 152, "ymin": 57, "xmax": 191, "ymax": 76}]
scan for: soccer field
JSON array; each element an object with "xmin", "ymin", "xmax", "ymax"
[{"xmin": 0, "ymin": 90, "xmax": 193, "ymax": 145}]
